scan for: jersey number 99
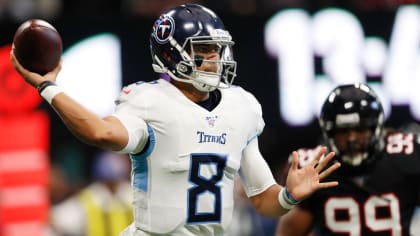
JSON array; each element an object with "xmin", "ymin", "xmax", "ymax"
[{"xmin": 325, "ymin": 194, "xmax": 401, "ymax": 235}]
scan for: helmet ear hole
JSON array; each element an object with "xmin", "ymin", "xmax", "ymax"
[{"xmin": 162, "ymin": 51, "xmax": 171, "ymax": 61}]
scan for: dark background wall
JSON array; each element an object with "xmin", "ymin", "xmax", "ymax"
[{"xmin": 0, "ymin": 2, "xmax": 418, "ymax": 182}]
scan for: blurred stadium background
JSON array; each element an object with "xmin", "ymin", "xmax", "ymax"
[{"xmin": 0, "ymin": 0, "xmax": 418, "ymax": 235}]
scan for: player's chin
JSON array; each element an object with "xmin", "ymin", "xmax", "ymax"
[{"xmin": 341, "ymin": 152, "xmax": 368, "ymax": 166}]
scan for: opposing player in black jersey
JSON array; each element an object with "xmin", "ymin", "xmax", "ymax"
[{"xmin": 276, "ymin": 83, "xmax": 420, "ymax": 236}]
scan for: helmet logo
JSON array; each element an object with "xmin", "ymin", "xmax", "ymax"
[{"xmin": 152, "ymin": 15, "xmax": 175, "ymax": 44}]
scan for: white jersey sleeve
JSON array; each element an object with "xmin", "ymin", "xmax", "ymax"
[
  {"xmin": 240, "ymin": 88, "xmax": 265, "ymax": 142},
  {"xmin": 235, "ymin": 87, "xmax": 275, "ymax": 197},
  {"xmin": 112, "ymin": 82, "xmax": 149, "ymax": 154},
  {"xmin": 239, "ymin": 137, "xmax": 277, "ymax": 197}
]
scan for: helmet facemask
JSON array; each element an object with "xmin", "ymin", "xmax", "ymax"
[
  {"xmin": 173, "ymin": 34, "xmax": 236, "ymax": 92},
  {"xmin": 152, "ymin": 31, "xmax": 236, "ymax": 92},
  {"xmin": 325, "ymin": 122, "xmax": 383, "ymax": 168}
]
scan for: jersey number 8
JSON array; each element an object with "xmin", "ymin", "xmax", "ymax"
[{"xmin": 187, "ymin": 154, "xmax": 227, "ymax": 224}]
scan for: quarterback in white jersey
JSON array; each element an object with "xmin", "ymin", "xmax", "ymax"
[
  {"xmin": 114, "ymin": 79, "xmax": 269, "ymax": 234},
  {"xmin": 10, "ymin": 3, "xmax": 341, "ymax": 236}
]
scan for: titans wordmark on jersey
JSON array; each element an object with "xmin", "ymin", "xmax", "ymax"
[
  {"xmin": 112, "ymin": 79, "xmax": 269, "ymax": 235},
  {"xmin": 296, "ymin": 132, "xmax": 420, "ymax": 236}
]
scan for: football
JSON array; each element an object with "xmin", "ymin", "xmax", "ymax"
[{"xmin": 13, "ymin": 19, "xmax": 62, "ymax": 75}]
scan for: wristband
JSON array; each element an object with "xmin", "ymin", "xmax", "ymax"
[
  {"xmin": 278, "ymin": 188, "xmax": 300, "ymax": 210},
  {"xmin": 40, "ymin": 83, "xmax": 63, "ymax": 104},
  {"xmin": 37, "ymin": 80, "xmax": 56, "ymax": 93},
  {"xmin": 283, "ymin": 187, "xmax": 300, "ymax": 205}
]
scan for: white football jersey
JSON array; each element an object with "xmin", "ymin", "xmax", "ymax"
[{"xmin": 112, "ymin": 79, "xmax": 273, "ymax": 235}]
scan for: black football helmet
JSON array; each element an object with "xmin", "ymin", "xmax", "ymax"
[
  {"xmin": 319, "ymin": 83, "xmax": 385, "ymax": 173},
  {"xmin": 150, "ymin": 4, "xmax": 237, "ymax": 92}
]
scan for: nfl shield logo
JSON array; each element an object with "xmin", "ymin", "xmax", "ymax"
[{"xmin": 206, "ymin": 115, "xmax": 218, "ymax": 127}]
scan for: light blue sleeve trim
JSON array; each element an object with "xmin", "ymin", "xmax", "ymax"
[
  {"xmin": 247, "ymin": 131, "xmax": 262, "ymax": 145},
  {"xmin": 130, "ymin": 125, "xmax": 155, "ymax": 192}
]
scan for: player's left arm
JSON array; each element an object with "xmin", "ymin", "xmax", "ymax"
[{"xmin": 241, "ymin": 139, "xmax": 340, "ymax": 217}]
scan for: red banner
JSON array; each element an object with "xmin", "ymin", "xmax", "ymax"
[{"xmin": 0, "ymin": 45, "xmax": 49, "ymax": 236}]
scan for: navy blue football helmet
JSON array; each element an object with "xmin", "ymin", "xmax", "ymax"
[
  {"xmin": 150, "ymin": 4, "xmax": 237, "ymax": 92},
  {"xmin": 319, "ymin": 83, "xmax": 385, "ymax": 172}
]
